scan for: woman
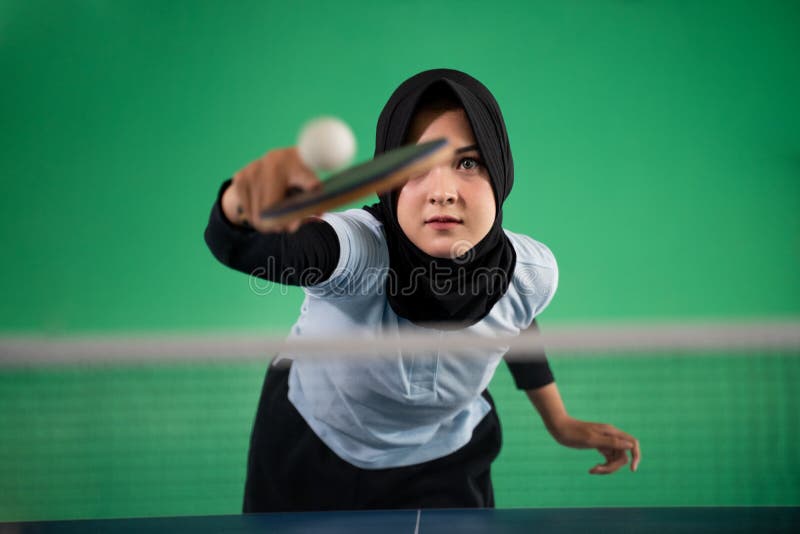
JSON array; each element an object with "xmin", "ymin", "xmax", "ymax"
[{"xmin": 204, "ymin": 68, "xmax": 640, "ymax": 512}]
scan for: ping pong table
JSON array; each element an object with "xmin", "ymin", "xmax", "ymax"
[{"xmin": 3, "ymin": 507, "xmax": 798, "ymax": 533}]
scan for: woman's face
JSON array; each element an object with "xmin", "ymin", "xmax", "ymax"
[{"xmin": 396, "ymin": 108, "xmax": 497, "ymax": 259}]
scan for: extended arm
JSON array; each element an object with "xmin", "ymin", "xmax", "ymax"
[{"xmin": 506, "ymin": 321, "xmax": 641, "ymax": 474}]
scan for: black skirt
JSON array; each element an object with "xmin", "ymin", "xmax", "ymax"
[{"xmin": 243, "ymin": 360, "xmax": 503, "ymax": 513}]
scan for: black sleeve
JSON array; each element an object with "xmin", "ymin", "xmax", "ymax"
[
  {"xmin": 504, "ymin": 319, "xmax": 555, "ymax": 390},
  {"xmin": 203, "ymin": 179, "xmax": 340, "ymax": 286}
]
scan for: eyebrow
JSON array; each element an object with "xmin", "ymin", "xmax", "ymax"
[{"xmin": 454, "ymin": 144, "xmax": 480, "ymax": 154}]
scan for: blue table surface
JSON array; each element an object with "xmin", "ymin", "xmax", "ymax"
[{"xmin": 3, "ymin": 507, "xmax": 798, "ymax": 533}]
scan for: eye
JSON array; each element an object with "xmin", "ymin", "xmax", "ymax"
[{"xmin": 458, "ymin": 157, "xmax": 482, "ymax": 171}]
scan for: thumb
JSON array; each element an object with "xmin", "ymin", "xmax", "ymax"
[{"xmin": 287, "ymin": 148, "xmax": 322, "ymax": 191}]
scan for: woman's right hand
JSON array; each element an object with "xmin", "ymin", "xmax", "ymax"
[{"xmin": 221, "ymin": 147, "xmax": 321, "ymax": 233}]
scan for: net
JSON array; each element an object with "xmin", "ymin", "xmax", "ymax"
[{"xmin": 1, "ymin": 320, "xmax": 798, "ymax": 521}]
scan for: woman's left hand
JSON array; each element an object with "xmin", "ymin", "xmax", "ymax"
[{"xmin": 550, "ymin": 417, "xmax": 641, "ymax": 474}]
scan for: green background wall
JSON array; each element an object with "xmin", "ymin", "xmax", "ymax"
[{"xmin": 1, "ymin": 0, "xmax": 798, "ymax": 522}]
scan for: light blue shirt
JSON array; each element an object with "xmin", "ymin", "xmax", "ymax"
[{"xmin": 278, "ymin": 209, "xmax": 558, "ymax": 469}]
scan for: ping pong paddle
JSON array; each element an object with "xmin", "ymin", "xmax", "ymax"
[{"xmin": 259, "ymin": 138, "xmax": 450, "ymax": 227}]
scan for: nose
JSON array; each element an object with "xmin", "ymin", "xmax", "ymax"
[{"xmin": 426, "ymin": 166, "xmax": 457, "ymax": 206}]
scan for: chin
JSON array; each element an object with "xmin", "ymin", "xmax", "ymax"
[
  {"xmin": 427, "ymin": 249, "xmax": 453, "ymax": 259},
  {"xmin": 420, "ymin": 242, "xmax": 461, "ymax": 259},
  {"xmin": 409, "ymin": 232, "xmax": 470, "ymax": 259}
]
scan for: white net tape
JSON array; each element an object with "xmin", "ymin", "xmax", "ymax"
[{"xmin": 2, "ymin": 319, "xmax": 799, "ymax": 366}]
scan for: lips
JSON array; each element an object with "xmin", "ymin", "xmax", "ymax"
[{"xmin": 425, "ymin": 215, "xmax": 462, "ymax": 224}]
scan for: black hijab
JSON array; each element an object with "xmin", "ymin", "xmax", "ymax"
[{"xmin": 363, "ymin": 69, "xmax": 516, "ymax": 329}]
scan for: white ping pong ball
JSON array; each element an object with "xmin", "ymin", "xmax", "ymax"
[{"xmin": 297, "ymin": 116, "xmax": 357, "ymax": 172}]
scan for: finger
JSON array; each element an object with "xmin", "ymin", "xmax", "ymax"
[
  {"xmin": 589, "ymin": 450, "xmax": 628, "ymax": 475},
  {"xmin": 254, "ymin": 165, "xmax": 291, "ymax": 233},
  {"xmin": 251, "ymin": 190, "xmax": 282, "ymax": 233},
  {"xmin": 590, "ymin": 463, "xmax": 621, "ymax": 475},
  {"xmin": 589, "ymin": 457, "xmax": 616, "ymax": 475},
  {"xmin": 259, "ymin": 155, "xmax": 315, "ymax": 232},
  {"xmin": 286, "ymin": 148, "xmax": 322, "ymax": 190},
  {"xmin": 288, "ymin": 168, "xmax": 322, "ymax": 192},
  {"xmin": 630, "ymin": 438, "xmax": 641, "ymax": 472},
  {"xmin": 249, "ymin": 178, "xmax": 269, "ymax": 232},
  {"xmin": 590, "ymin": 464, "xmax": 613, "ymax": 475},
  {"xmin": 599, "ymin": 425, "xmax": 641, "ymax": 472},
  {"xmin": 608, "ymin": 426, "xmax": 638, "ymax": 446},
  {"xmin": 587, "ymin": 432, "xmax": 634, "ymax": 451},
  {"xmin": 605, "ymin": 450, "xmax": 629, "ymax": 474}
]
